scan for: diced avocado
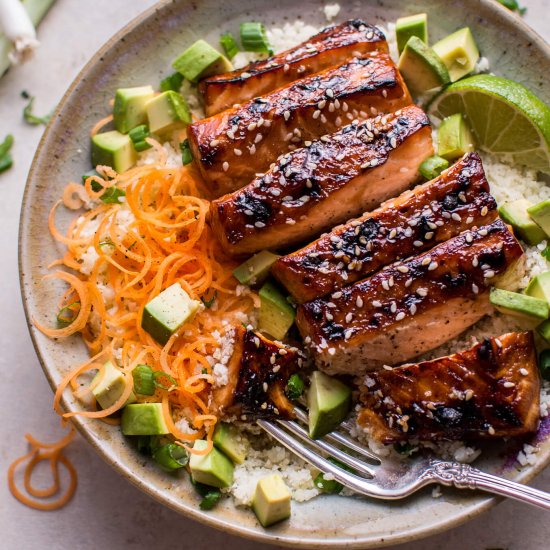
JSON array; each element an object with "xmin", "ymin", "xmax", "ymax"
[
  {"xmin": 437, "ymin": 113, "xmax": 475, "ymax": 161},
  {"xmin": 398, "ymin": 36, "xmax": 450, "ymax": 95},
  {"xmin": 172, "ymin": 39, "xmax": 233, "ymax": 83},
  {"xmin": 91, "ymin": 360, "xmax": 136, "ymax": 410},
  {"xmin": 113, "ymin": 85, "xmax": 155, "ymax": 134},
  {"xmin": 141, "ymin": 283, "xmax": 201, "ymax": 345},
  {"xmin": 537, "ymin": 319, "xmax": 550, "ymax": 344},
  {"xmin": 145, "ymin": 91, "xmax": 191, "ymax": 134},
  {"xmin": 489, "ymin": 287, "xmax": 549, "ymax": 320},
  {"xmin": 258, "ymin": 281, "xmax": 296, "ymax": 341},
  {"xmin": 525, "ymin": 272, "xmax": 550, "ymax": 303},
  {"xmin": 121, "ymin": 403, "xmax": 170, "ymax": 435},
  {"xmin": 91, "ymin": 130, "xmax": 137, "ymax": 173},
  {"xmin": 213, "ymin": 423, "xmax": 249, "ymax": 464},
  {"xmin": 233, "ymin": 250, "xmax": 281, "ymax": 286},
  {"xmin": 432, "ymin": 27, "xmax": 479, "ymax": 82},
  {"xmin": 307, "ymin": 371, "xmax": 352, "ymax": 439},
  {"xmin": 395, "ymin": 13, "xmax": 428, "ymax": 54},
  {"xmin": 189, "ymin": 440, "xmax": 234, "ymax": 488},
  {"xmin": 539, "ymin": 349, "xmax": 550, "ymax": 380},
  {"xmin": 251, "ymin": 474, "xmax": 291, "ymax": 527},
  {"xmin": 419, "ymin": 155, "xmax": 449, "ymax": 180},
  {"xmin": 498, "ymin": 199, "xmax": 547, "ymax": 245},
  {"xmin": 527, "ymin": 200, "xmax": 550, "ymax": 237}
]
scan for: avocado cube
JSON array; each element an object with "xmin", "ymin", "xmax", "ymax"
[
  {"xmin": 307, "ymin": 371, "xmax": 352, "ymax": 439},
  {"xmin": 499, "ymin": 199, "xmax": 547, "ymax": 245},
  {"xmin": 189, "ymin": 440, "xmax": 234, "ymax": 488},
  {"xmin": 213, "ymin": 423, "xmax": 249, "ymax": 464},
  {"xmin": 91, "ymin": 360, "xmax": 136, "ymax": 410},
  {"xmin": 172, "ymin": 39, "xmax": 233, "ymax": 83},
  {"xmin": 145, "ymin": 91, "xmax": 191, "ymax": 134},
  {"xmin": 527, "ymin": 200, "xmax": 550, "ymax": 237},
  {"xmin": 437, "ymin": 114, "xmax": 475, "ymax": 161},
  {"xmin": 252, "ymin": 474, "xmax": 291, "ymax": 527},
  {"xmin": 91, "ymin": 130, "xmax": 137, "ymax": 173},
  {"xmin": 489, "ymin": 287, "xmax": 549, "ymax": 321},
  {"xmin": 398, "ymin": 36, "xmax": 450, "ymax": 95},
  {"xmin": 113, "ymin": 85, "xmax": 155, "ymax": 134},
  {"xmin": 395, "ymin": 13, "xmax": 428, "ymax": 54},
  {"xmin": 233, "ymin": 250, "xmax": 281, "ymax": 286},
  {"xmin": 142, "ymin": 283, "xmax": 201, "ymax": 345},
  {"xmin": 432, "ymin": 27, "xmax": 479, "ymax": 82},
  {"xmin": 121, "ymin": 403, "xmax": 170, "ymax": 435},
  {"xmin": 258, "ymin": 281, "xmax": 296, "ymax": 341},
  {"xmin": 525, "ymin": 272, "xmax": 550, "ymax": 303}
]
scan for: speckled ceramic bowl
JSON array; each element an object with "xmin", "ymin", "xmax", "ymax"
[{"xmin": 19, "ymin": 0, "xmax": 550, "ymax": 547}]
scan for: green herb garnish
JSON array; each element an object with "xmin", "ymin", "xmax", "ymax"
[
  {"xmin": 220, "ymin": 32, "xmax": 239, "ymax": 59},
  {"xmin": 56, "ymin": 301, "xmax": 81, "ymax": 327},
  {"xmin": 23, "ymin": 96, "xmax": 52, "ymax": 126},
  {"xmin": 201, "ymin": 290, "xmax": 217, "ymax": 308},
  {"xmin": 497, "ymin": 0, "xmax": 526, "ymax": 15},
  {"xmin": 285, "ymin": 373, "xmax": 305, "ymax": 400},
  {"xmin": 0, "ymin": 134, "xmax": 14, "ymax": 173},
  {"xmin": 180, "ymin": 139, "xmax": 193, "ymax": 165},
  {"xmin": 160, "ymin": 72, "xmax": 185, "ymax": 92},
  {"xmin": 240, "ymin": 22, "xmax": 273, "ymax": 55}
]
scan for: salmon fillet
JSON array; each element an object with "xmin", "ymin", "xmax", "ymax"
[
  {"xmin": 273, "ymin": 152, "xmax": 497, "ymax": 303},
  {"xmin": 210, "ymin": 326, "xmax": 305, "ymax": 419},
  {"xmin": 357, "ymin": 332, "xmax": 540, "ymax": 443},
  {"xmin": 296, "ymin": 219, "xmax": 524, "ymax": 375},
  {"xmin": 210, "ymin": 105, "xmax": 432, "ymax": 256},
  {"xmin": 200, "ymin": 20, "xmax": 388, "ymax": 116},
  {"xmin": 189, "ymin": 53, "xmax": 412, "ymax": 197}
]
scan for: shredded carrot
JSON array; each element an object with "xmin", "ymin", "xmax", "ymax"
[
  {"xmin": 90, "ymin": 114, "xmax": 113, "ymax": 137},
  {"xmin": 33, "ymin": 150, "xmax": 259, "ymax": 476},
  {"xmin": 8, "ymin": 423, "xmax": 77, "ymax": 511}
]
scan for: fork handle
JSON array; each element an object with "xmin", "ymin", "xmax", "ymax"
[{"xmin": 425, "ymin": 461, "xmax": 550, "ymax": 510}]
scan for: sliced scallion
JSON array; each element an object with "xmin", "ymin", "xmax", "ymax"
[
  {"xmin": 81, "ymin": 170, "xmax": 126, "ymax": 204},
  {"xmin": 179, "ymin": 139, "xmax": 193, "ymax": 165},
  {"xmin": 192, "ymin": 479, "xmax": 222, "ymax": 510},
  {"xmin": 22, "ymin": 94, "xmax": 51, "ymax": 125},
  {"xmin": 220, "ymin": 32, "xmax": 239, "ymax": 60},
  {"xmin": 132, "ymin": 364, "xmax": 156, "ymax": 396},
  {"xmin": 153, "ymin": 371, "xmax": 178, "ymax": 390},
  {"xmin": 240, "ymin": 22, "xmax": 272, "ymax": 55},
  {"xmin": 0, "ymin": 134, "xmax": 14, "ymax": 173},
  {"xmin": 160, "ymin": 72, "xmax": 184, "ymax": 92},
  {"xmin": 128, "ymin": 124, "xmax": 152, "ymax": 152},
  {"xmin": 201, "ymin": 290, "xmax": 217, "ymax": 309},
  {"xmin": 313, "ymin": 458, "xmax": 352, "ymax": 494},
  {"xmin": 153, "ymin": 443, "xmax": 189, "ymax": 471},
  {"xmin": 56, "ymin": 301, "xmax": 81, "ymax": 328},
  {"xmin": 285, "ymin": 373, "xmax": 305, "ymax": 400}
]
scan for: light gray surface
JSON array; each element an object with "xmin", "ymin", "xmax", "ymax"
[{"xmin": 1, "ymin": 1, "xmax": 549, "ymax": 549}]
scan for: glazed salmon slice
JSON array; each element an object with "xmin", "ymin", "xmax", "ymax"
[
  {"xmin": 273, "ymin": 152, "xmax": 497, "ymax": 303},
  {"xmin": 357, "ymin": 332, "xmax": 540, "ymax": 443},
  {"xmin": 210, "ymin": 326, "xmax": 305, "ymax": 419},
  {"xmin": 200, "ymin": 20, "xmax": 388, "ymax": 116},
  {"xmin": 188, "ymin": 53, "xmax": 412, "ymax": 197},
  {"xmin": 296, "ymin": 219, "xmax": 524, "ymax": 376},
  {"xmin": 210, "ymin": 105, "xmax": 432, "ymax": 256}
]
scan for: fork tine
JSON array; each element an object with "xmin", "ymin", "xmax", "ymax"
[
  {"xmin": 293, "ymin": 407, "xmax": 381, "ymax": 463},
  {"xmin": 280, "ymin": 420, "xmax": 376, "ymax": 476},
  {"xmin": 258, "ymin": 419, "xmax": 379, "ymax": 494}
]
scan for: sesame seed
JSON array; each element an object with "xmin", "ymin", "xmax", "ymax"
[
  {"xmin": 424, "ymin": 232, "xmax": 434, "ymax": 240},
  {"xmin": 416, "ymin": 288, "xmax": 428, "ymax": 297},
  {"xmin": 390, "ymin": 302, "xmax": 397, "ymax": 313},
  {"xmin": 283, "ymin": 63, "xmax": 290, "ymax": 72},
  {"xmin": 451, "ymin": 213, "xmax": 462, "ymax": 221},
  {"xmin": 409, "ymin": 303, "xmax": 417, "ymax": 315},
  {"xmin": 413, "ymin": 240, "xmax": 423, "ymax": 247},
  {"xmin": 382, "ymin": 280, "xmax": 390, "ymax": 291},
  {"xmin": 332, "ymin": 291, "xmax": 343, "ymax": 299},
  {"xmin": 255, "ymin": 133, "xmax": 263, "ymax": 144},
  {"xmin": 328, "ymin": 347, "xmax": 336, "ymax": 355},
  {"xmin": 254, "ymin": 221, "xmax": 266, "ymax": 228},
  {"xmin": 428, "ymin": 261, "xmax": 438, "ymax": 271},
  {"xmin": 283, "ymin": 111, "xmax": 290, "ymax": 121},
  {"xmin": 344, "ymin": 329, "xmax": 353, "ymax": 340},
  {"xmin": 465, "ymin": 389, "xmax": 474, "ymax": 401},
  {"xmin": 421, "ymin": 256, "xmax": 431, "ymax": 266},
  {"xmin": 479, "ymin": 229, "xmax": 488, "ymax": 236},
  {"xmin": 312, "ymin": 110, "xmax": 321, "ymax": 119},
  {"xmin": 488, "ymin": 426, "xmax": 495, "ymax": 435},
  {"xmin": 495, "ymin": 338, "xmax": 503, "ymax": 348},
  {"xmin": 465, "ymin": 233, "xmax": 473, "ymax": 243},
  {"xmin": 442, "ymin": 211, "xmax": 451, "ymax": 219},
  {"xmin": 389, "ymin": 229, "xmax": 397, "ymax": 239},
  {"xmin": 405, "ymin": 278, "xmax": 413, "ymax": 287},
  {"xmin": 383, "ymin": 365, "xmax": 393, "ymax": 371},
  {"xmin": 458, "ymin": 192, "xmax": 467, "ymax": 202},
  {"xmin": 520, "ymin": 368, "xmax": 529, "ymax": 376},
  {"xmin": 356, "ymin": 296, "xmax": 364, "ymax": 307},
  {"xmin": 241, "ymin": 72, "xmax": 251, "ymax": 78},
  {"xmin": 222, "ymin": 161, "xmax": 229, "ymax": 172},
  {"xmin": 390, "ymin": 137, "xmax": 397, "ymax": 148},
  {"xmin": 326, "ymin": 88, "xmax": 334, "ymax": 98},
  {"xmin": 481, "ymin": 206, "xmax": 488, "ymax": 216},
  {"xmin": 326, "ymin": 312, "xmax": 334, "ymax": 321},
  {"xmin": 249, "ymin": 144, "xmax": 256, "ymax": 155},
  {"xmin": 234, "ymin": 148, "xmax": 242, "ymax": 156},
  {"xmin": 273, "ymin": 365, "xmax": 281, "ymax": 373},
  {"xmin": 484, "ymin": 270, "xmax": 495, "ymax": 279},
  {"xmin": 472, "ymin": 257, "xmax": 479, "ymax": 267},
  {"xmin": 472, "ymin": 283, "xmax": 479, "ymax": 294},
  {"xmin": 261, "ymin": 402, "xmax": 267, "ymax": 409},
  {"xmin": 395, "ymin": 311, "xmax": 405, "ymax": 321},
  {"xmin": 254, "ymin": 337, "xmax": 260, "ymax": 347},
  {"xmin": 382, "ymin": 89, "xmax": 388, "ymax": 98},
  {"xmin": 395, "ymin": 265, "xmax": 409, "ymax": 274},
  {"xmin": 345, "ymin": 312, "xmax": 353, "ymax": 323},
  {"xmin": 263, "ymin": 382, "xmax": 268, "ymax": 392},
  {"xmin": 503, "ymin": 381, "xmax": 515, "ymax": 388},
  {"xmin": 318, "ymin": 99, "xmax": 327, "ymax": 110},
  {"xmin": 372, "ymin": 300, "xmax": 382, "ymax": 307}
]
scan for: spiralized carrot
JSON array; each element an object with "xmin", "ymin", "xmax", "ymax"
[
  {"xmin": 34, "ymin": 151, "xmax": 259, "ymax": 469},
  {"xmin": 8, "ymin": 424, "xmax": 77, "ymax": 511}
]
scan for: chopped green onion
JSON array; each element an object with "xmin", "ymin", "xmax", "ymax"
[
  {"xmin": 152, "ymin": 443, "xmax": 189, "ymax": 471},
  {"xmin": 179, "ymin": 139, "xmax": 193, "ymax": 165},
  {"xmin": 286, "ymin": 373, "xmax": 305, "ymax": 400},
  {"xmin": 201, "ymin": 290, "xmax": 217, "ymax": 309},
  {"xmin": 81, "ymin": 169, "xmax": 102, "ymax": 186},
  {"xmin": 129, "ymin": 124, "xmax": 152, "ymax": 152},
  {"xmin": 0, "ymin": 134, "xmax": 14, "ymax": 173},
  {"xmin": 313, "ymin": 458, "xmax": 351, "ymax": 494},
  {"xmin": 200, "ymin": 489, "xmax": 222, "ymax": 510},
  {"xmin": 81, "ymin": 170, "xmax": 126, "ymax": 204},
  {"xmin": 136, "ymin": 435, "xmax": 160, "ymax": 455},
  {"xmin": 497, "ymin": 0, "xmax": 526, "ymax": 15},
  {"xmin": 56, "ymin": 301, "xmax": 80, "ymax": 328},
  {"xmin": 160, "ymin": 72, "xmax": 184, "ymax": 92},
  {"xmin": 98, "ymin": 237, "xmax": 115, "ymax": 252},
  {"xmin": 220, "ymin": 32, "xmax": 239, "ymax": 60},
  {"xmin": 132, "ymin": 364, "xmax": 156, "ymax": 395},
  {"xmin": 152, "ymin": 371, "xmax": 178, "ymax": 390},
  {"xmin": 419, "ymin": 155, "xmax": 449, "ymax": 180},
  {"xmin": 539, "ymin": 349, "xmax": 550, "ymax": 381},
  {"xmin": 240, "ymin": 22, "xmax": 273, "ymax": 55},
  {"xmin": 22, "ymin": 95, "xmax": 52, "ymax": 125}
]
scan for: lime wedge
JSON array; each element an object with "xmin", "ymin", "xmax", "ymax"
[{"xmin": 429, "ymin": 75, "xmax": 550, "ymax": 174}]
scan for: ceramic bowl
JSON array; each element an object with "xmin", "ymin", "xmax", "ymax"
[{"xmin": 19, "ymin": 0, "xmax": 550, "ymax": 547}]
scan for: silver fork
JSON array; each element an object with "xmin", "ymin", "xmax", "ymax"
[{"xmin": 258, "ymin": 407, "xmax": 550, "ymax": 510}]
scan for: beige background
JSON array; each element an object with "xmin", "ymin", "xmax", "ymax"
[{"xmin": 1, "ymin": 1, "xmax": 549, "ymax": 548}]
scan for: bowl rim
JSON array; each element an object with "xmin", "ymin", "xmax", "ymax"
[{"xmin": 18, "ymin": 0, "xmax": 550, "ymax": 547}]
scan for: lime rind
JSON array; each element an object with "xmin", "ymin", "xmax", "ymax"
[{"xmin": 429, "ymin": 75, "xmax": 550, "ymax": 174}]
